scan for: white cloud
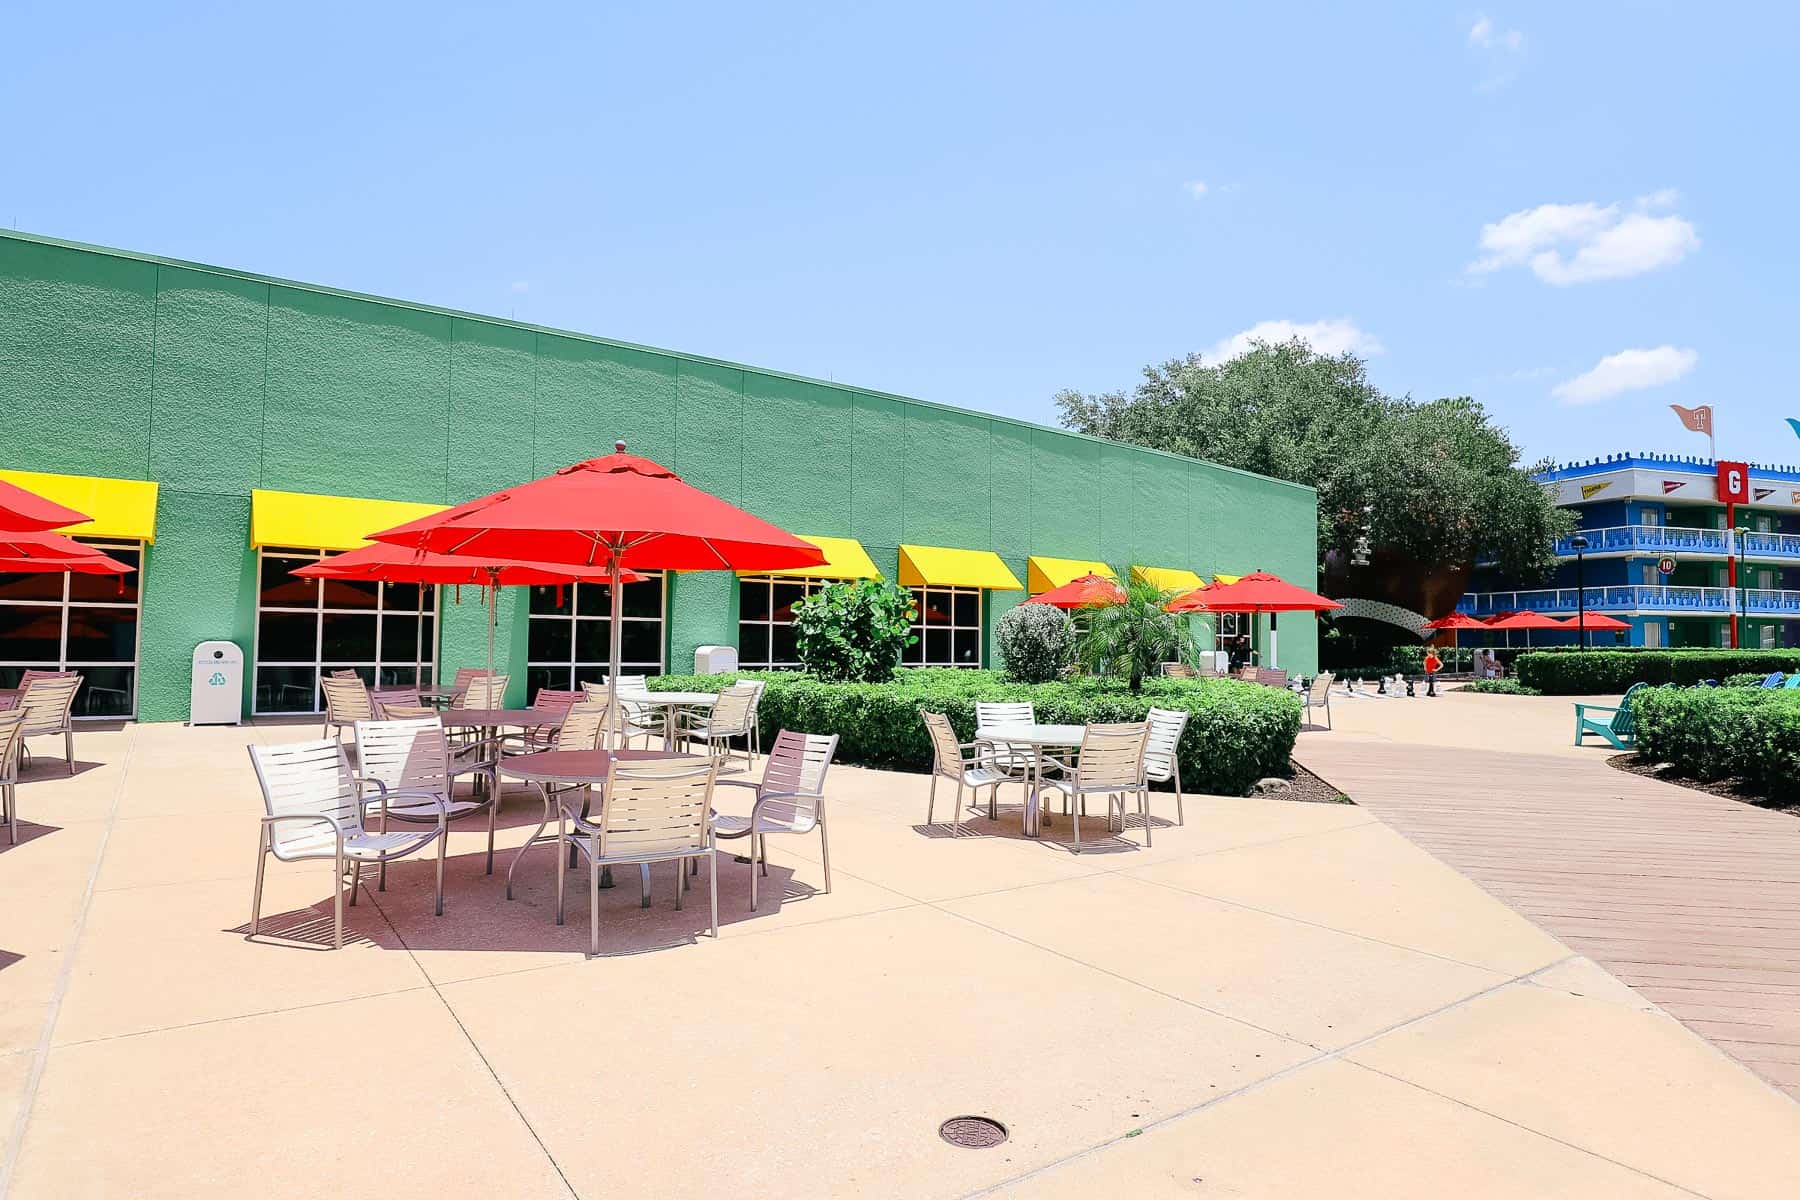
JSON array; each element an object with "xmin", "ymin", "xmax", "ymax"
[
  {"xmin": 1469, "ymin": 196, "xmax": 1698, "ymax": 285},
  {"xmin": 1468, "ymin": 15, "xmax": 1523, "ymax": 51},
  {"xmin": 1552, "ymin": 346, "xmax": 1698, "ymax": 405},
  {"xmin": 510, "ymin": 281, "xmax": 531, "ymax": 293},
  {"xmin": 1183, "ymin": 180, "xmax": 1208, "ymax": 199},
  {"xmin": 1206, "ymin": 318, "xmax": 1384, "ymax": 362}
]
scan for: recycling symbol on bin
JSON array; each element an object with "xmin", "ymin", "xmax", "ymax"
[{"xmin": 207, "ymin": 671, "xmax": 227, "ymax": 687}]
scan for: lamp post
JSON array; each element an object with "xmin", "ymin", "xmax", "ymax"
[{"xmin": 1570, "ymin": 534, "xmax": 1590, "ymax": 650}]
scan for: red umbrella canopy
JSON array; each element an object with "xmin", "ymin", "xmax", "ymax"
[
  {"xmin": 1164, "ymin": 585, "xmax": 1212, "ymax": 614},
  {"xmin": 1028, "ymin": 573, "xmax": 1126, "ymax": 609},
  {"xmin": 367, "ymin": 444, "xmax": 826, "ymax": 573},
  {"xmin": 1559, "ymin": 612, "xmax": 1631, "ymax": 631},
  {"xmin": 0, "ymin": 478, "xmax": 89, "ymax": 533},
  {"xmin": 1187, "ymin": 570, "xmax": 1343, "ymax": 614},
  {"xmin": 1422, "ymin": 613, "xmax": 1492, "ymax": 631},
  {"xmin": 0, "ymin": 530, "xmax": 132, "ymax": 575},
  {"xmin": 290, "ymin": 542, "xmax": 644, "ymax": 587},
  {"xmin": 1485, "ymin": 610, "xmax": 1568, "ymax": 630}
]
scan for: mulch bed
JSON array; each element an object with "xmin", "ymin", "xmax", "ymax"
[
  {"xmin": 1607, "ymin": 753, "xmax": 1799, "ymax": 818},
  {"xmin": 1279, "ymin": 760, "xmax": 1355, "ymax": 805}
]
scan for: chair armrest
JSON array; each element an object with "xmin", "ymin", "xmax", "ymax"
[
  {"xmin": 379, "ymin": 788, "xmax": 455, "ymax": 817},
  {"xmin": 1573, "ymin": 703, "xmax": 1620, "ymax": 719},
  {"xmin": 262, "ymin": 812, "xmax": 348, "ymax": 841},
  {"xmin": 712, "ymin": 779, "xmax": 763, "ymax": 794}
]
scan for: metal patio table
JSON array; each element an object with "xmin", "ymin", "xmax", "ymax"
[
  {"xmin": 499, "ymin": 748, "xmax": 702, "ymax": 920},
  {"xmin": 974, "ymin": 722, "xmax": 1086, "ymax": 837},
  {"xmin": 616, "ymin": 690, "xmax": 716, "ymax": 751}
]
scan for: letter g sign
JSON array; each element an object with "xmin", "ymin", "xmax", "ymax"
[{"xmin": 1716, "ymin": 461, "xmax": 1751, "ymax": 505}]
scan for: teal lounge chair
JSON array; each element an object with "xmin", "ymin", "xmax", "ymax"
[
  {"xmin": 1574, "ymin": 682, "xmax": 1646, "ymax": 749},
  {"xmin": 1762, "ymin": 672, "xmax": 1786, "ymax": 688},
  {"xmin": 1786, "ymin": 674, "xmax": 1800, "ymax": 689}
]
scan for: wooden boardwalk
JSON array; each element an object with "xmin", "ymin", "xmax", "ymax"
[{"xmin": 1297, "ymin": 728, "xmax": 1800, "ymax": 1102}]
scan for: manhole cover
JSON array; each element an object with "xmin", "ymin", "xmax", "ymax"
[{"xmin": 939, "ymin": 1115, "xmax": 1008, "ymax": 1149}]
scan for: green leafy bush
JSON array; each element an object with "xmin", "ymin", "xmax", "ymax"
[
  {"xmin": 995, "ymin": 603, "xmax": 1075, "ymax": 683},
  {"xmin": 1458, "ymin": 678, "xmax": 1541, "ymax": 695},
  {"xmin": 790, "ymin": 579, "xmax": 916, "ymax": 683},
  {"xmin": 1515, "ymin": 650, "xmax": 1800, "ymax": 695},
  {"xmin": 1075, "ymin": 576, "xmax": 1201, "ymax": 693},
  {"xmin": 649, "ymin": 668, "xmax": 1300, "ymax": 797},
  {"xmin": 1724, "ymin": 672, "xmax": 1774, "ymax": 688},
  {"xmin": 1632, "ymin": 686, "xmax": 1800, "ymax": 797}
]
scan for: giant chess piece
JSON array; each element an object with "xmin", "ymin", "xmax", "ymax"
[
  {"xmin": 1405, "ymin": 678, "xmax": 1416, "ymax": 697},
  {"xmin": 1376, "ymin": 676, "xmax": 1387, "ymax": 695}
]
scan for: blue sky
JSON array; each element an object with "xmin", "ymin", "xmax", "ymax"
[{"xmin": 4, "ymin": 2, "xmax": 1792, "ymax": 467}]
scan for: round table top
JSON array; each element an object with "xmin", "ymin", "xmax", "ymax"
[
  {"xmin": 976, "ymin": 722, "xmax": 1087, "ymax": 747},
  {"xmin": 618, "ymin": 691, "xmax": 716, "ymax": 706},
  {"xmin": 442, "ymin": 707, "xmax": 542, "ymax": 727},
  {"xmin": 498, "ymin": 748, "xmax": 701, "ymax": 785}
]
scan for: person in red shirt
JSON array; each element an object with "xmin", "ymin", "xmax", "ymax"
[{"xmin": 1423, "ymin": 648, "xmax": 1443, "ymax": 696}]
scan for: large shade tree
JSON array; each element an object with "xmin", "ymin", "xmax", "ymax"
[{"xmin": 1055, "ymin": 340, "xmax": 1571, "ymax": 580}]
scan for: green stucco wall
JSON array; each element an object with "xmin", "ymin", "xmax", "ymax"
[{"xmin": 0, "ymin": 229, "xmax": 1319, "ymax": 721}]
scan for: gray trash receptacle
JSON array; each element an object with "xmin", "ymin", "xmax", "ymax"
[{"xmin": 190, "ymin": 641, "xmax": 243, "ymax": 726}]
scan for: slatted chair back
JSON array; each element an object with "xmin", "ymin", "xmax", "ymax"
[
  {"xmin": 461, "ymin": 675, "xmax": 508, "ymax": 708},
  {"xmin": 373, "ymin": 686, "xmax": 421, "ymax": 715},
  {"xmin": 321, "ymin": 675, "xmax": 373, "ymax": 724},
  {"xmin": 1143, "ymin": 708, "xmax": 1189, "ymax": 778},
  {"xmin": 707, "ymin": 686, "xmax": 757, "ymax": 735},
  {"xmin": 531, "ymin": 687, "xmax": 583, "ymax": 715},
  {"xmin": 377, "ymin": 702, "xmax": 437, "ymax": 720},
  {"xmin": 589, "ymin": 758, "xmax": 718, "ymax": 859},
  {"xmin": 922, "ymin": 711, "xmax": 963, "ymax": 780},
  {"xmin": 555, "ymin": 703, "xmax": 610, "ymax": 750},
  {"xmin": 328, "ymin": 668, "xmax": 361, "ymax": 680},
  {"xmin": 19, "ymin": 674, "xmax": 81, "ymax": 733},
  {"xmin": 1255, "ymin": 668, "xmax": 1290, "ymax": 689},
  {"xmin": 1160, "ymin": 662, "xmax": 1198, "ymax": 679},
  {"xmin": 17, "ymin": 669, "xmax": 74, "ymax": 689},
  {"xmin": 1308, "ymin": 672, "xmax": 1334, "ymax": 704},
  {"xmin": 1076, "ymin": 723, "xmax": 1149, "ymax": 791},
  {"xmin": 0, "ymin": 712, "xmax": 24, "ymax": 783},
  {"xmin": 355, "ymin": 717, "xmax": 451, "ymax": 796},
  {"xmin": 450, "ymin": 668, "xmax": 490, "ymax": 697},
  {"xmin": 975, "ymin": 700, "xmax": 1035, "ymax": 729},
  {"xmin": 1614, "ymin": 682, "xmax": 1647, "ymax": 739},
  {"xmin": 750, "ymin": 730, "xmax": 838, "ymax": 831},
  {"xmin": 247, "ymin": 739, "xmax": 364, "ymax": 858}
]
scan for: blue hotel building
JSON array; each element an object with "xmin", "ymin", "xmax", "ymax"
[{"xmin": 1459, "ymin": 453, "xmax": 1800, "ymax": 649}]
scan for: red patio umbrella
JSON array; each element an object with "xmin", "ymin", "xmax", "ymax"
[
  {"xmin": 1559, "ymin": 612, "xmax": 1630, "ymax": 631},
  {"xmin": 1485, "ymin": 609, "xmax": 1566, "ymax": 648},
  {"xmin": 1421, "ymin": 613, "xmax": 1491, "ymax": 630},
  {"xmin": 0, "ymin": 479, "xmax": 89, "ymax": 533},
  {"xmin": 1164, "ymin": 584, "xmax": 1213, "ymax": 614},
  {"xmin": 292, "ymin": 543, "xmax": 644, "ymax": 690},
  {"xmin": 1028, "ymin": 573, "xmax": 1125, "ymax": 609},
  {"xmin": 0, "ymin": 530, "xmax": 133, "ymax": 576},
  {"xmin": 368, "ymin": 443, "xmax": 824, "ymax": 746},
  {"xmin": 1180, "ymin": 570, "xmax": 1344, "ymax": 669}
]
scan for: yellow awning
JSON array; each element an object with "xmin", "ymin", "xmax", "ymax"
[
  {"xmin": 1132, "ymin": 564, "xmax": 1204, "ymax": 593},
  {"xmin": 899, "ymin": 544, "xmax": 1023, "ymax": 591},
  {"xmin": 1213, "ymin": 572, "xmax": 1242, "ymax": 586},
  {"xmin": 0, "ymin": 468, "xmax": 160, "ymax": 542},
  {"xmin": 1026, "ymin": 556, "xmax": 1115, "ymax": 593},
  {"xmin": 738, "ymin": 534, "xmax": 881, "ymax": 581},
  {"xmin": 251, "ymin": 489, "xmax": 447, "ymax": 553}
]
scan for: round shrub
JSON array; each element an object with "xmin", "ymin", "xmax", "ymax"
[
  {"xmin": 995, "ymin": 603, "xmax": 1075, "ymax": 683},
  {"xmin": 791, "ymin": 579, "xmax": 916, "ymax": 683},
  {"xmin": 1632, "ymin": 685, "xmax": 1800, "ymax": 798}
]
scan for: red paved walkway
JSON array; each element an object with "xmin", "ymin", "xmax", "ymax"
[{"xmin": 1297, "ymin": 732, "xmax": 1800, "ymax": 1102}]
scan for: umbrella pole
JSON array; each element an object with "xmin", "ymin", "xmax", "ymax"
[
  {"xmin": 486, "ymin": 577, "xmax": 497, "ymax": 687},
  {"xmin": 1268, "ymin": 611, "xmax": 1279, "ymax": 671},
  {"xmin": 415, "ymin": 585, "xmax": 424, "ymax": 690},
  {"xmin": 607, "ymin": 554, "xmax": 624, "ymax": 752}
]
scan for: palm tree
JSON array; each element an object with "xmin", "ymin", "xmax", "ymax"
[{"xmin": 1074, "ymin": 575, "xmax": 1202, "ymax": 692}]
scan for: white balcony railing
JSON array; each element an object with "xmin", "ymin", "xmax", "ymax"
[
  {"xmin": 1555, "ymin": 524, "xmax": 1800, "ymax": 560},
  {"xmin": 1458, "ymin": 585, "xmax": 1800, "ymax": 618}
]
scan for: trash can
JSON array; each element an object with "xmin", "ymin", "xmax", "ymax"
[
  {"xmin": 694, "ymin": 645, "xmax": 738, "ymax": 675},
  {"xmin": 190, "ymin": 641, "xmax": 243, "ymax": 726}
]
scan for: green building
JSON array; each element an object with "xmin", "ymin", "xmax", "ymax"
[{"xmin": 0, "ymin": 229, "xmax": 1319, "ymax": 722}]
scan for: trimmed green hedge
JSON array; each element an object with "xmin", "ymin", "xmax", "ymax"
[
  {"xmin": 649, "ymin": 667, "xmax": 1301, "ymax": 797},
  {"xmin": 1457, "ymin": 678, "xmax": 1541, "ymax": 695},
  {"xmin": 1632, "ymin": 686, "xmax": 1800, "ymax": 798},
  {"xmin": 1515, "ymin": 650, "xmax": 1800, "ymax": 695}
]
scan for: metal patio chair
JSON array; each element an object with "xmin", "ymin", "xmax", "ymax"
[
  {"xmin": 676, "ymin": 683, "xmax": 758, "ymax": 773},
  {"xmin": 354, "ymin": 715, "xmax": 503, "ymax": 876},
  {"xmin": 460, "ymin": 674, "xmax": 509, "ymax": 709},
  {"xmin": 1143, "ymin": 707, "xmax": 1191, "ymax": 826},
  {"xmin": 319, "ymin": 675, "xmax": 373, "ymax": 746},
  {"xmin": 922, "ymin": 710, "xmax": 1009, "ymax": 836},
  {"xmin": 712, "ymin": 730, "xmax": 840, "ymax": 911},
  {"xmin": 247, "ymin": 737, "xmax": 450, "ymax": 949},
  {"xmin": 1302, "ymin": 671, "xmax": 1334, "ymax": 730},
  {"xmin": 581, "ymin": 678, "xmax": 664, "ymax": 747},
  {"xmin": 1041, "ymin": 722, "xmax": 1151, "ymax": 852},
  {"xmin": 505, "ymin": 688, "xmax": 583, "ymax": 756},
  {"xmin": 973, "ymin": 700, "xmax": 1052, "ymax": 785},
  {"xmin": 0, "ymin": 711, "xmax": 23, "ymax": 843},
  {"xmin": 17, "ymin": 673, "xmax": 81, "ymax": 775},
  {"xmin": 556, "ymin": 757, "xmax": 721, "ymax": 954}
]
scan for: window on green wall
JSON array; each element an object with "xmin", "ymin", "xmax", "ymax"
[
  {"xmin": 737, "ymin": 575, "xmax": 841, "ymax": 669},
  {"xmin": 0, "ymin": 538, "xmax": 142, "ymax": 718},
  {"xmin": 252, "ymin": 548, "xmax": 438, "ymax": 715},
  {"xmin": 525, "ymin": 574, "xmax": 665, "ymax": 700},
  {"xmin": 905, "ymin": 586, "xmax": 981, "ymax": 667}
]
